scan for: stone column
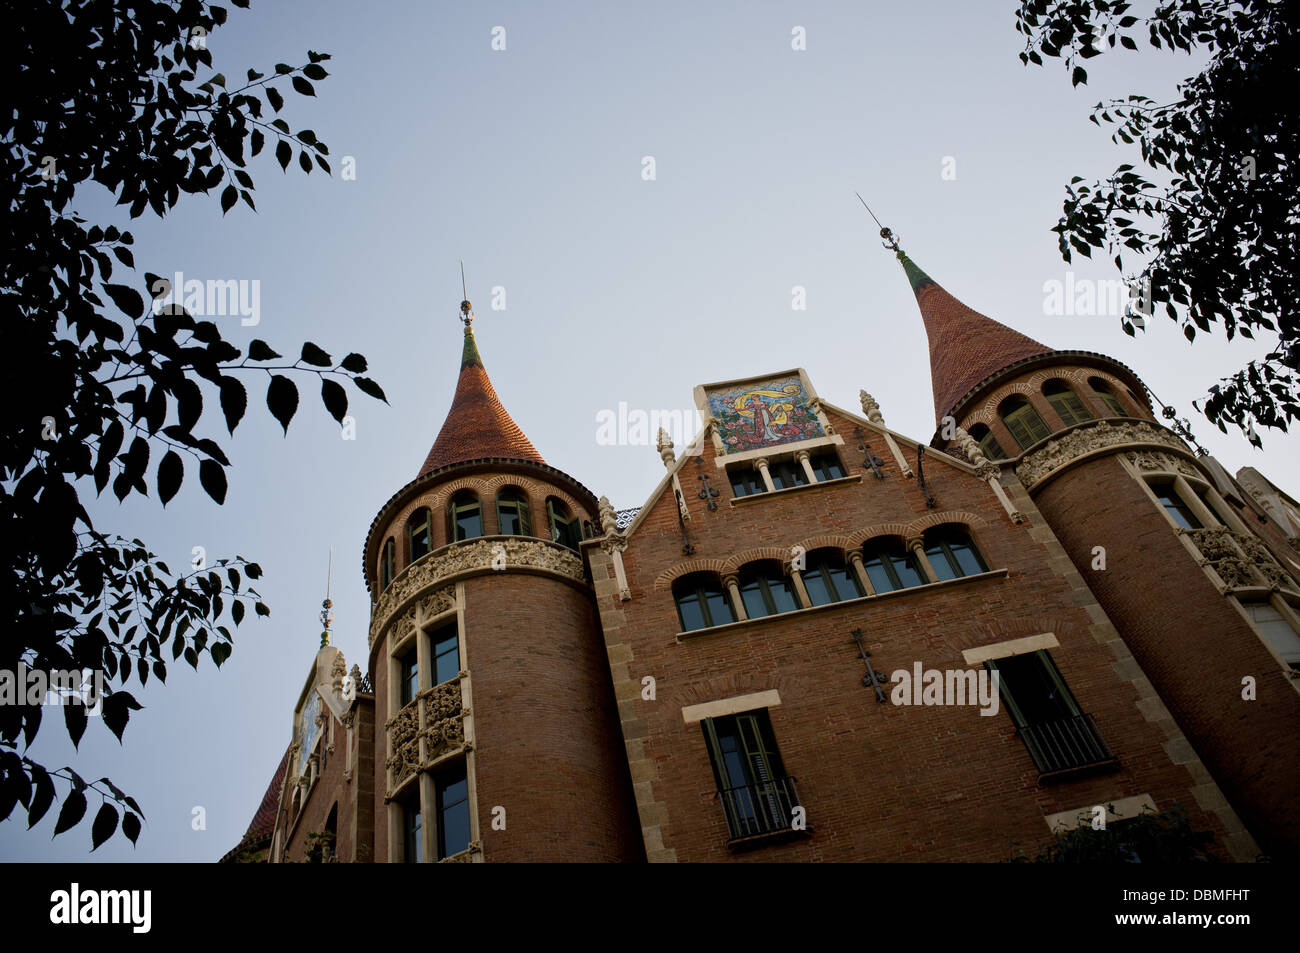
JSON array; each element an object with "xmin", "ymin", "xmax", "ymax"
[
  {"xmin": 755, "ymin": 457, "xmax": 776, "ymax": 493},
  {"xmin": 848, "ymin": 551, "xmax": 876, "ymax": 596},
  {"xmin": 723, "ymin": 573, "xmax": 748, "ymax": 622},
  {"xmin": 907, "ymin": 536, "xmax": 939, "ymax": 583},
  {"xmin": 797, "ymin": 450, "xmax": 817, "ymax": 484}
]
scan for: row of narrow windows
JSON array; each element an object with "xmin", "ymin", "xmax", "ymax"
[
  {"xmin": 674, "ymin": 528, "xmax": 989, "ymax": 632},
  {"xmin": 970, "ymin": 377, "xmax": 1135, "ymax": 460},
  {"xmin": 729, "ymin": 452, "xmax": 847, "ymax": 498},
  {"xmin": 379, "ymin": 490, "xmax": 588, "ymax": 591}
]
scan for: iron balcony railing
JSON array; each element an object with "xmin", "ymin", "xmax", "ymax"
[
  {"xmin": 1017, "ymin": 713, "xmax": 1116, "ymax": 777},
  {"xmin": 716, "ymin": 776, "xmax": 802, "ymax": 842}
]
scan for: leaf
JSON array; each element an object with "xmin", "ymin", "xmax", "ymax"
[
  {"xmin": 353, "ymin": 376, "xmax": 388, "ymax": 403},
  {"xmin": 219, "ymin": 377, "xmax": 247, "ymax": 434},
  {"xmin": 232, "ymin": 599, "xmax": 245, "ymax": 626},
  {"xmin": 91, "ymin": 802, "xmax": 119, "ymax": 850},
  {"xmin": 1072, "ymin": 66, "xmax": 1087, "ymax": 87},
  {"xmin": 250, "ymin": 128, "xmax": 265, "ymax": 156},
  {"xmin": 303, "ymin": 64, "xmax": 328, "ymax": 80},
  {"xmin": 247, "ymin": 339, "xmax": 281, "ymax": 361},
  {"xmin": 300, "ymin": 342, "xmax": 332, "ymax": 366},
  {"xmin": 158, "ymin": 450, "xmax": 183, "ymax": 506},
  {"xmin": 52, "ymin": 790, "xmax": 87, "ymax": 836},
  {"xmin": 266, "ymin": 86, "xmax": 284, "ymax": 112},
  {"xmin": 64, "ymin": 694, "xmax": 88, "ymax": 748},
  {"xmin": 292, "ymin": 76, "xmax": 316, "ymax": 97},
  {"xmin": 299, "ymin": 150, "xmax": 313, "ymax": 174},
  {"xmin": 101, "ymin": 691, "xmax": 142, "ymax": 742},
  {"xmin": 211, "ymin": 642, "xmax": 232, "ymax": 667},
  {"xmin": 321, "ymin": 378, "xmax": 347, "ymax": 423},
  {"xmin": 340, "ymin": 352, "xmax": 367, "ymax": 373},
  {"xmin": 276, "ymin": 139, "xmax": 291, "ymax": 171},
  {"xmin": 122, "ymin": 812, "xmax": 142, "ymax": 845},
  {"xmin": 221, "ymin": 184, "xmax": 237, "ymax": 214},
  {"xmin": 103, "ymin": 283, "xmax": 146, "ymax": 320},
  {"xmin": 255, "ymin": 601, "xmax": 270, "ymax": 617},
  {"xmin": 199, "ymin": 459, "xmax": 227, "ymax": 504},
  {"xmin": 266, "ymin": 375, "xmax": 299, "ymax": 434},
  {"xmin": 27, "ymin": 766, "xmax": 55, "ymax": 829}
]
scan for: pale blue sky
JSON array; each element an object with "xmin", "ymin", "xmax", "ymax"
[{"xmin": 5, "ymin": 1, "xmax": 1295, "ymax": 861}]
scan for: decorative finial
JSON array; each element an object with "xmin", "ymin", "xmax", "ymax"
[
  {"xmin": 656, "ymin": 428, "xmax": 675, "ymax": 468},
  {"xmin": 859, "ymin": 390, "xmax": 884, "ymax": 425},
  {"xmin": 319, "ymin": 547, "xmax": 334, "ymax": 648},
  {"xmin": 855, "ymin": 193, "xmax": 901, "ymax": 251},
  {"xmin": 598, "ymin": 496, "xmax": 619, "ymax": 535},
  {"xmin": 952, "ymin": 425, "xmax": 988, "ymax": 468},
  {"xmin": 459, "ymin": 259, "xmax": 473, "ymax": 327}
]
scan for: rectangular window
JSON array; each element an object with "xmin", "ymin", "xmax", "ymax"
[
  {"xmin": 729, "ymin": 466, "xmax": 765, "ymax": 498},
  {"xmin": 1244, "ymin": 600, "xmax": 1300, "ymax": 671},
  {"xmin": 810, "ymin": 452, "xmax": 846, "ymax": 482},
  {"xmin": 435, "ymin": 763, "xmax": 472, "ymax": 859},
  {"xmin": 430, "ymin": 622, "xmax": 460, "ymax": 686},
  {"xmin": 768, "ymin": 459, "xmax": 808, "ymax": 490},
  {"xmin": 985, "ymin": 650, "xmax": 1115, "ymax": 776},
  {"xmin": 702, "ymin": 710, "xmax": 798, "ymax": 841},
  {"xmin": 1097, "ymin": 391, "xmax": 1126, "ymax": 417},
  {"xmin": 402, "ymin": 791, "xmax": 422, "ymax": 863},
  {"xmin": 398, "ymin": 645, "xmax": 419, "ymax": 708},
  {"xmin": 1151, "ymin": 481, "xmax": 1202, "ymax": 530}
]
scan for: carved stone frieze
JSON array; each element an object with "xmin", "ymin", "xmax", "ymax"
[
  {"xmin": 441, "ymin": 841, "xmax": 482, "ymax": 863},
  {"xmin": 419, "ymin": 587, "xmax": 454, "ymax": 621},
  {"xmin": 370, "ymin": 538, "xmax": 585, "ymax": 646},
  {"xmin": 1016, "ymin": 420, "xmax": 1188, "ymax": 489},
  {"xmin": 1126, "ymin": 450, "xmax": 1200, "ymax": 478}
]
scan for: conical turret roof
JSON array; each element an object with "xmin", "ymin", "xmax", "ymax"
[
  {"xmin": 418, "ymin": 323, "xmax": 545, "ymax": 476},
  {"xmin": 897, "ymin": 251, "xmax": 1053, "ymax": 422}
]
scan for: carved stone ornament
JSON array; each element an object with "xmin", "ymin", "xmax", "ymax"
[
  {"xmin": 1185, "ymin": 527, "xmax": 1299, "ymax": 591},
  {"xmin": 442, "ymin": 841, "xmax": 482, "ymax": 863},
  {"xmin": 859, "ymin": 390, "xmax": 884, "ymax": 425},
  {"xmin": 371, "ymin": 538, "xmax": 585, "ymax": 646},
  {"xmin": 1126, "ymin": 449, "xmax": 1200, "ymax": 478},
  {"xmin": 329, "ymin": 653, "xmax": 348, "ymax": 694},
  {"xmin": 598, "ymin": 495, "xmax": 619, "ymax": 535},
  {"xmin": 1017, "ymin": 420, "xmax": 1188, "ymax": 489},
  {"xmin": 656, "ymin": 429, "xmax": 675, "ymax": 469},
  {"xmin": 385, "ymin": 701, "xmax": 421, "ymax": 788},
  {"xmin": 422, "ymin": 680, "xmax": 467, "ymax": 762}
]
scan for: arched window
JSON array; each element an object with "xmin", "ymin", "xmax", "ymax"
[
  {"xmin": 923, "ymin": 527, "xmax": 989, "ymax": 581},
  {"xmin": 380, "ymin": 537, "xmax": 396, "ymax": 590},
  {"xmin": 546, "ymin": 497, "xmax": 581, "ymax": 551},
  {"xmin": 737, "ymin": 561, "xmax": 800, "ymax": 619},
  {"xmin": 999, "ymin": 395, "xmax": 1051, "ymax": 451},
  {"xmin": 800, "ymin": 550, "xmax": 864, "ymax": 607},
  {"xmin": 495, "ymin": 487, "xmax": 531, "ymax": 537},
  {"xmin": 673, "ymin": 573, "xmax": 736, "ymax": 632},
  {"xmin": 1043, "ymin": 379, "xmax": 1093, "ymax": 427},
  {"xmin": 1089, "ymin": 377, "xmax": 1127, "ymax": 417},
  {"xmin": 861, "ymin": 538, "xmax": 924, "ymax": 593},
  {"xmin": 407, "ymin": 509, "xmax": 432, "ymax": 563},
  {"xmin": 968, "ymin": 423, "xmax": 1006, "ymax": 461},
  {"xmin": 447, "ymin": 491, "xmax": 483, "ymax": 542}
]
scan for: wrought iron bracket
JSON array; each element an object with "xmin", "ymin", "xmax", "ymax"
[{"xmin": 850, "ymin": 628, "xmax": 889, "ymax": 703}]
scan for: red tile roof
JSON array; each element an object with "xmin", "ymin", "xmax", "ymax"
[
  {"xmin": 221, "ymin": 745, "xmax": 289, "ymax": 861},
  {"xmin": 418, "ymin": 325, "xmax": 546, "ymax": 477},
  {"xmin": 897, "ymin": 252, "xmax": 1054, "ymax": 422}
]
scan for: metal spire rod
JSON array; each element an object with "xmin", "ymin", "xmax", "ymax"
[{"xmin": 855, "ymin": 193, "xmax": 901, "ymax": 251}]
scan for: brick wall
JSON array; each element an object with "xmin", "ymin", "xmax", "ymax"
[
  {"xmin": 1034, "ymin": 453, "xmax": 1300, "ymax": 860},
  {"xmin": 602, "ymin": 406, "xmax": 1241, "ymax": 861}
]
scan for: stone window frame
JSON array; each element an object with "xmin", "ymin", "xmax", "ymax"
[
  {"xmin": 672, "ymin": 571, "xmax": 738, "ymax": 631},
  {"xmin": 1135, "ymin": 469, "xmax": 1241, "ymax": 535},
  {"xmin": 407, "ymin": 507, "xmax": 433, "ymax": 564},
  {"xmin": 999, "ymin": 394, "xmax": 1053, "ymax": 451},
  {"xmin": 1042, "ymin": 378, "xmax": 1095, "ymax": 428},
  {"xmin": 379, "ymin": 536, "xmax": 397, "ymax": 592},
  {"xmin": 447, "ymin": 489, "xmax": 484, "ymax": 543},
  {"xmin": 1232, "ymin": 592, "xmax": 1300, "ymax": 680},
  {"xmin": 385, "ymin": 596, "xmax": 481, "ymax": 862}
]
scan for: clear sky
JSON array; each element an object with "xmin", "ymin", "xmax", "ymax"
[{"xmin": 5, "ymin": 0, "xmax": 1295, "ymax": 861}]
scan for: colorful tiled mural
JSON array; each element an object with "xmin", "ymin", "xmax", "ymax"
[{"xmin": 706, "ymin": 375, "xmax": 823, "ymax": 453}]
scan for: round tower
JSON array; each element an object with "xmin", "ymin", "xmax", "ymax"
[
  {"xmin": 361, "ymin": 300, "xmax": 642, "ymax": 862},
  {"xmin": 895, "ymin": 247, "xmax": 1300, "ymax": 860}
]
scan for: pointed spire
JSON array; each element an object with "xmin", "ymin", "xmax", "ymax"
[
  {"xmin": 319, "ymin": 548, "xmax": 334, "ymax": 648},
  {"xmin": 418, "ymin": 287, "xmax": 545, "ymax": 477},
  {"xmin": 894, "ymin": 249, "xmax": 1053, "ymax": 423}
]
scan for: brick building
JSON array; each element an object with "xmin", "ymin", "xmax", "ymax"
[{"xmin": 225, "ymin": 244, "xmax": 1300, "ymax": 863}]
